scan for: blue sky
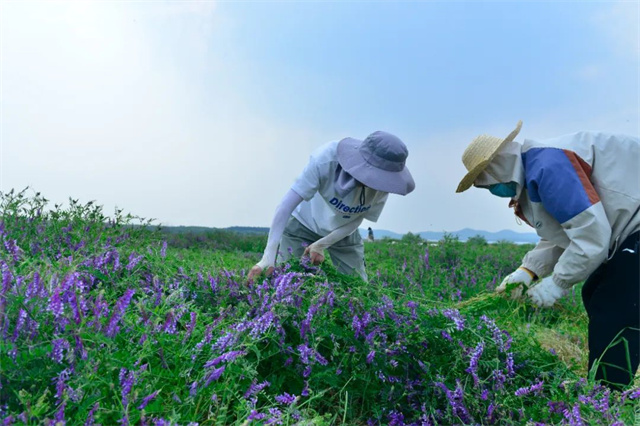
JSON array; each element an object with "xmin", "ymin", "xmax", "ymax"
[{"xmin": 2, "ymin": 1, "xmax": 638, "ymax": 234}]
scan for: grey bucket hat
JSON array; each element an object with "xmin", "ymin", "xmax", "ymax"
[{"xmin": 337, "ymin": 131, "xmax": 415, "ymax": 195}]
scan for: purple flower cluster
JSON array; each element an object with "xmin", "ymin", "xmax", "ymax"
[
  {"xmin": 442, "ymin": 309, "xmax": 466, "ymax": 331},
  {"xmin": 274, "ymin": 392, "xmax": 296, "ymax": 405},
  {"xmin": 465, "ymin": 342, "xmax": 484, "ymax": 387},
  {"xmin": 105, "ymin": 289, "xmax": 135, "ymax": 338},
  {"xmin": 434, "ymin": 381, "xmax": 472, "ymax": 424},
  {"xmin": 138, "ymin": 390, "xmax": 159, "ymax": 410},
  {"xmin": 515, "ymin": 380, "xmax": 544, "ymax": 397}
]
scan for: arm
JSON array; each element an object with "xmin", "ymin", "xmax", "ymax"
[
  {"xmin": 304, "ymin": 217, "xmax": 365, "ymax": 264},
  {"xmin": 521, "ymin": 239, "xmax": 565, "ymax": 279},
  {"xmin": 248, "ymin": 189, "xmax": 303, "ymax": 279},
  {"xmin": 551, "ymin": 202, "xmax": 610, "ymax": 287},
  {"xmin": 304, "ymin": 189, "xmax": 385, "ymax": 263}
]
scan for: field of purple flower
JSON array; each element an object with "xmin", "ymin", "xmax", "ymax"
[{"xmin": 1, "ymin": 190, "xmax": 638, "ymax": 425}]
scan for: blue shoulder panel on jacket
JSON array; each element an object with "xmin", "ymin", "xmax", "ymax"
[{"xmin": 522, "ymin": 148, "xmax": 594, "ymax": 224}]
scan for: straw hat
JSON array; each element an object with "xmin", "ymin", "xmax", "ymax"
[
  {"xmin": 455, "ymin": 121, "xmax": 523, "ymax": 193},
  {"xmin": 337, "ymin": 131, "xmax": 415, "ymax": 195}
]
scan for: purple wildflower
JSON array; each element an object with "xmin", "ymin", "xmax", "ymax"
[
  {"xmin": 562, "ymin": 403, "xmax": 584, "ymax": 426},
  {"xmin": 48, "ymin": 288, "xmax": 65, "ymax": 319},
  {"xmin": 4, "ymin": 238, "xmax": 21, "ymax": 262},
  {"xmin": 120, "ymin": 368, "xmax": 136, "ymax": 407},
  {"xmin": 247, "ymin": 410, "xmax": 266, "ymax": 421},
  {"xmin": 387, "ymin": 410, "xmax": 404, "ymax": 426},
  {"xmin": 621, "ymin": 387, "xmax": 640, "ymax": 403},
  {"xmin": 51, "ymin": 338, "xmax": 70, "ymax": 363},
  {"xmin": 203, "ymin": 366, "xmax": 225, "ymax": 387},
  {"xmin": 578, "ymin": 386, "xmax": 611, "ymax": 414},
  {"xmin": 442, "ymin": 309, "xmax": 465, "ymax": 331},
  {"xmin": 492, "ymin": 369, "xmax": 506, "ymax": 391},
  {"xmin": 266, "ymin": 407, "xmax": 283, "ymax": 425},
  {"xmin": 189, "ymin": 381, "xmax": 198, "ymax": 397},
  {"xmin": 138, "ymin": 390, "xmax": 160, "ymax": 410},
  {"xmin": 1, "ymin": 261, "xmax": 12, "ymax": 296},
  {"xmin": 248, "ymin": 311, "xmax": 275, "ymax": 338},
  {"xmin": 548, "ymin": 400, "xmax": 568, "ymax": 415},
  {"xmin": 244, "ymin": 380, "xmax": 270, "ymax": 399},
  {"xmin": 126, "ymin": 252, "xmax": 143, "ymax": 271},
  {"xmin": 487, "ymin": 402, "xmax": 496, "ymax": 422},
  {"xmin": 25, "ymin": 272, "xmax": 41, "ymax": 301},
  {"xmin": 275, "ymin": 393, "xmax": 296, "ymax": 405},
  {"xmin": 163, "ymin": 311, "xmax": 177, "ymax": 334},
  {"xmin": 480, "ymin": 315, "xmax": 511, "ymax": 352},
  {"xmin": 11, "ymin": 309, "xmax": 27, "ymax": 342},
  {"xmin": 212, "ymin": 331, "xmax": 237, "ymax": 353},
  {"xmin": 55, "ymin": 369, "xmax": 70, "ymax": 401},
  {"xmin": 434, "ymin": 381, "xmax": 471, "ymax": 424},
  {"xmin": 54, "ymin": 401, "xmax": 66, "ymax": 424},
  {"xmin": 160, "ymin": 241, "xmax": 167, "ymax": 258},
  {"xmin": 105, "ymin": 289, "xmax": 135, "ymax": 338},
  {"xmin": 366, "ymin": 350, "xmax": 376, "ymax": 364},
  {"xmin": 514, "ymin": 380, "xmax": 544, "ymax": 397},
  {"xmin": 303, "ymin": 366, "xmax": 312, "ymax": 378},
  {"xmin": 183, "ymin": 312, "xmax": 197, "ymax": 342},
  {"xmin": 204, "ymin": 350, "xmax": 246, "ymax": 368},
  {"xmin": 84, "ymin": 402, "xmax": 99, "ymax": 426},
  {"xmin": 297, "ymin": 344, "xmax": 313, "ymax": 364},
  {"xmin": 465, "ymin": 342, "xmax": 484, "ymax": 387},
  {"xmin": 66, "ymin": 290, "xmax": 82, "ymax": 325},
  {"xmin": 352, "ymin": 315, "xmax": 364, "ymax": 338},
  {"xmin": 506, "ymin": 352, "xmax": 515, "ymax": 377}
]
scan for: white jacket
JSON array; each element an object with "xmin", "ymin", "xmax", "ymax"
[{"xmin": 478, "ymin": 132, "xmax": 640, "ymax": 289}]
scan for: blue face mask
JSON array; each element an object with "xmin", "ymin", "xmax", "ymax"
[{"xmin": 487, "ymin": 182, "xmax": 517, "ymax": 198}]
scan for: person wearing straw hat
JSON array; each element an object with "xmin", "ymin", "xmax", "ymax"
[
  {"xmin": 248, "ymin": 131, "xmax": 415, "ymax": 282},
  {"xmin": 456, "ymin": 121, "xmax": 640, "ymax": 390}
]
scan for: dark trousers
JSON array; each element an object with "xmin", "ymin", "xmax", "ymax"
[{"xmin": 582, "ymin": 231, "xmax": 640, "ymax": 390}]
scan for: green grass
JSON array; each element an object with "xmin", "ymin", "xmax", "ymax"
[{"xmin": 0, "ymin": 190, "xmax": 638, "ymax": 425}]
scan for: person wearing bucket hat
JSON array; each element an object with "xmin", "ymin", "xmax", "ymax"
[
  {"xmin": 457, "ymin": 121, "xmax": 640, "ymax": 390},
  {"xmin": 247, "ymin": 131, "xmax": 415, "ymax": 282}
]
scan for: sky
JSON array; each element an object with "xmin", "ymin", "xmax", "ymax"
[{"xmin": 1, "ymin": 0, "xmax": 638, "ymax": 235}]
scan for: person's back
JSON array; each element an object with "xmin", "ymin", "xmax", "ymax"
[{"xmin": 522, "ymin": 131, "xmax": 640, "ymax": 251}]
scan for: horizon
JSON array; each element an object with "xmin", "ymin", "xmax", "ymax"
[{"xmin": 163, "ymin": 222, "xmax": 540, "ymax": 238}]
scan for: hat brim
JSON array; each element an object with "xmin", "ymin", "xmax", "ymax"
[
  {"xmin": 455, "ymin": 121, "xmax": 523, "ymax": 193},
  {"xmin": 337, "ymin": 138, "xmax": 415, "ymax": 195},
  {"xmin": 455, "ymin": 159, "xmax": 494, "ymax": 193}
]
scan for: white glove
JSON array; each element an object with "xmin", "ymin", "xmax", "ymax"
[
  {"xmin": 526, "ymin": 276, "xmax": 568, "ymax": 307},
  {"xmin": 495, "ymin": 267, "xmax": 536, "ymax": 299}
]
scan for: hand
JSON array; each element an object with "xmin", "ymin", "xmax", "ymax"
[
  {"xmin": 526, "ymin": 276, "xmax": 568, "ymax": 307},
  {"xmin": 247, "ymin": 264, "xmax": 274, "ymax": 283},
  {"xmin": 303, "ymin": 243, "xmax": 325, "ymax": 265},
  {"xmin": 495, "ymin": 267, "xmax": 535, "ymax": 299}
]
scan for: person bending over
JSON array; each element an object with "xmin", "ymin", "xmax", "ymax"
[
  {"xmin": 248, "ymin": 131, "xmax": 415, "ymax": 282},
  {"xmin": 457, "ymin": 121, "xmax": 639, "ymax": 390}
]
